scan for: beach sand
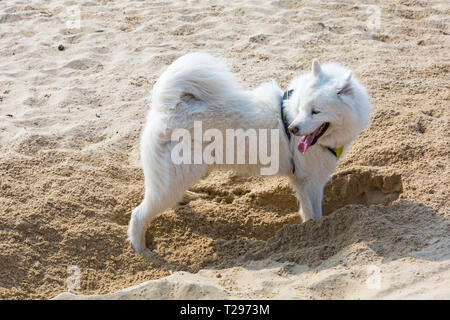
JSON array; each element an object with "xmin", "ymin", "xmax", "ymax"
[{"xmin": 0, "ymin": 0, "xmax": 449, "ymax": 299}]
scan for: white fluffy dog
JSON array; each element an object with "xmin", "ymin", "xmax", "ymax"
[{"xmin": 128, "ymin": 53, "xmax": 371, "ymax": 255}]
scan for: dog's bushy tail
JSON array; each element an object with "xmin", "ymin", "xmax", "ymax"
[{"xmin": 151, "ymin": 52, "xmax": 242, "ymax": 109}]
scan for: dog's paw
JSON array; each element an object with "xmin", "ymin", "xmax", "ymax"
[
  {"xmin": 178, "ymin": 190, "xmax": 201, "ymax": 205},
  {"xmin": 128, "ymin": 240, "xmax": 156, "ymax": 258},
  {"xmin": 127, "ymin": 234, "xmax": 156, "ymax": 258},
  {"xmin": 141, "ymin": 248, "xmax": 157, "ymax": 259}
]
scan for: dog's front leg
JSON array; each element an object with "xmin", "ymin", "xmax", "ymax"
[{"xmin": 293, "ymin": 180, "xmax": 324, "ymax": 222}]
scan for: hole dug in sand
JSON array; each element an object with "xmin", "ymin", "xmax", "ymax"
[{"xmin": 323, "ymin": 166, "xmax": 403, "ymax": 216}]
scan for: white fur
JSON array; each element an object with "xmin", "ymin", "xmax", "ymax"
[{"xmin": 128, "ymin": 53, "xmax": 372, "ymax": 255}]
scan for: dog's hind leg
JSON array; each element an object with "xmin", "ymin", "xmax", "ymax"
[
  {"xmin": 128, "ymin": 188, "xmax": 185, "ymax": 256},
  {"xmin": 128, "ymin": 196, "xmax": 155, "ymax": 255},
  {"xmin": 128, "ymin": 142, "xmax": 208, "ymax": 255}
]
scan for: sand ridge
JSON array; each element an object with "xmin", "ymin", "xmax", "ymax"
[{"xmin": 0, "ymin": 0, "xmax": 449, "ymax": 299}]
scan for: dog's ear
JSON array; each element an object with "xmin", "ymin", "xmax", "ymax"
[
  {"xmin": 312, "ymin": 59, "xmax": 323, "ymax": 78},
  {"xmin": 337, "ymin": 71, "xmax": 353, "ymax": 96}
]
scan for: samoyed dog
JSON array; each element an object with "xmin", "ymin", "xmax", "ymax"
[{"xmin": 128, "ymin": 53, "xmax": 371, "ymax": 255}]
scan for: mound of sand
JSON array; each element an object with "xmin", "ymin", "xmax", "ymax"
[{"xmin": 0, "ymin": 0, "xmax": 449, "ymax": 299}]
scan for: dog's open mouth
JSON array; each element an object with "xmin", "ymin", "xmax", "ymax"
[{"xmin": 297, "ymin": 122, "xmax": 329, "ymax": 154}]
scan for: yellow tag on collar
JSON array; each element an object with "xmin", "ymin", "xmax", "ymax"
[{"xmin": 334, "ymin": 145, "xmax": 344, "ymax": 160}]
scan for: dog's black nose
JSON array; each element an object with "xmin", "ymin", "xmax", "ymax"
[{"xmin": 288, "ymin": 125, "xmax": 299, "ymax": 135}]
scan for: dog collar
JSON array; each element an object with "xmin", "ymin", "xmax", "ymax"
[
  {"xmin": 325, "ymin": 145, "xmax": 344, "ymax": 160},
  {"xmin": 280, "ymin": 89, "xmax": 293, "ymax": 141},
  {"xmin": 281, "ymin": 90, "xmax": 294, "ymax": 173}
]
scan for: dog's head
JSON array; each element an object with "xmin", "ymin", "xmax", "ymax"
[{"xmin": 286, "ymin": 60, "xmax": 371, "ymax": 154}]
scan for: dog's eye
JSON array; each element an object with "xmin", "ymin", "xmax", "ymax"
[{"xmin": 311, "ymin": 109, "xmax": 320, "ymax": 115}]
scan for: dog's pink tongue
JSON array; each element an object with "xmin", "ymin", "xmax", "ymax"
[{"xmin": 298, "ymin": 134, "xmax": 315, "ymax": 154}]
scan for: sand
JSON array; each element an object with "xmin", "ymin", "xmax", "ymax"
[{"xmin": 0, "ymin": 0, "xmax": 449, "ymax": 300}]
